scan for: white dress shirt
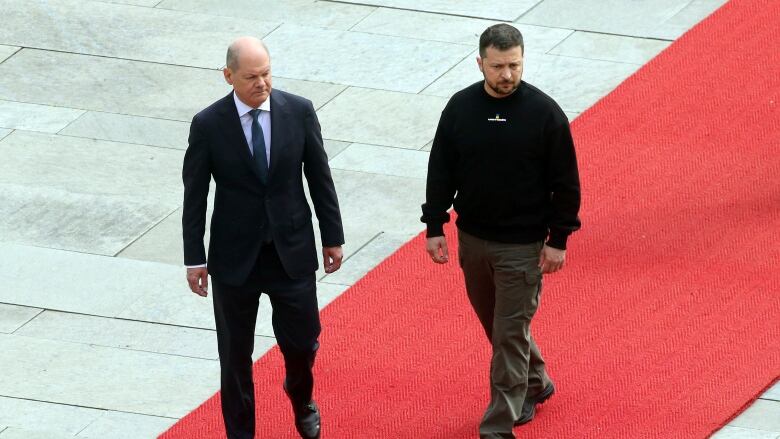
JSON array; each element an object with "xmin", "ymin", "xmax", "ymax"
[
  {"xmin": 234, "ymin": 92, "xmax": 272, "ymax": 164},
  {"xmin": 186, "ymin": 93, "xmax": 272, "ymax": 269}
]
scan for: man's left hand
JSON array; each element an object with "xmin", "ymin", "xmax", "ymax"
[
  {"xmin": 323, "ymin": 246, "xmax": 343, "ymax": 274},
  {"xmin": 539, "ymin": 245, "xmax": 566, "ymax": 274}
]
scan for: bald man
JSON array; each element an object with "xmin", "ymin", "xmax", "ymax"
[{"xmin": 183, "ymin": 37, "xmax": 344, "ymax": 439}]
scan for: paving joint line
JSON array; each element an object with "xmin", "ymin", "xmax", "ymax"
[
  {"xmin": 544, "ymin": 52, "xmax": 646, "ymax": 66},
  {"xmin": 8, "ymin": 330, "xmax": 220, "ymax": 362},
  {"xmin": 330, "ymin": 140, "xmax": 429, "ymax": 154},
  {"xmin": 321, "ymin": 0, "xmax": 513, "ymax": 21},
  {"xmin": 9, "ymin": 308, "xmax": 45, "ymax": 335},
  {"xmin": 318, "ymin": 231, "xmax": 383, "ymax": 282},
  {"xmin": 54, "ymin": 109, "xmax": 89, "ymax": 135},
  {"xmin": 418, "ymin": 47, "xmax": 475, "ymax": 95},
  {"xmin": 315, "ymin": 84, "xmax": 350, "ymax": 110},
  {"xmin": 0, "ymin": 98, "xmax": 189, "ymax": 123},
  {"xmin": 54, "ymin": 131, "xmax": 186, "ymax": 152},
  {"xmin": 0, "ymin": 128, "xmax": 14, "ymax": 142},
  {"xmin": 513, "ymin": 0, "xmax": 547, "ymax": 21},
  {"xmin": 0, "ymin": 394, "xmax": 179, "ymax": 420},
  {"xmin": 19, "ymin": 45, "xmax": 225, "ymax": 73},
  {"xmin": 329, "ymin": 166, "xmax": 427, "ymax": 180},
  {"xmin": 113, "ymin": 207, "xmax": 180, "ymax": 257},
  {"xmin": 345, "ymin": 26, "xmax": 477, "ymax": 47},
  {"xmin": 346, "ymin": 4, "xmax": 378, "ymax": 31},
  {"xmin": 0, "ymin": 46, "xmax": 23, "ymax": 67},
  {"xmin": 545, "ymin": 29, "xmax": 577, "ymax": 55}
]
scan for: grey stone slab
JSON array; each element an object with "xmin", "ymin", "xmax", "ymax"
[
  {"xmin": 0, "ymin": 304, "xmax": 42, "ymax": 334},
  {"xmin": 517, "ymin": 0, "xmax": 727, "ymax": 40},
  {"xmin": 59, "ymin": 112, "xmax": 190, "ymax": 149},
  {"xmin": 333, "ymin": 168, "xmax": 426, "ymax": 235},
  {"xmin": 157, "ymin": 0, "xmax": 375, "ymax": 30},
  {"xmin": 523, "ymin": 53, "xmax": 640, "ymax": 112},
  {"xmin": 420, "ymin": 49, "xmax": 482, "ymax": 97},
  {"xmin": 0, "ymin": 45, "xmax": 20, "ymax": 64},
  {"xmin": 423, "ymin": 51, "xmax": 639, "ymax": 112},
  {"xmin": 77, "ymin": 411, "xmax": 177, "ymax": 439},
  {"xmin": 0, "ymin": 334, "xmax": 220, "ymax": 418},
  {"xmin": 323, "ymin": 139, "xmax": 351, "ymax": 160},
  {"xmin": 660, "ymin": 0, "xmax": 729, "ymax": 39},
  {"xmin": 118, "ymin": 284, "xmax": 215, "ymax": 331},
  {"xmin": 764, "ymin": 381, "xmax": 780, "ymax": 401},
  {"xmin": 116, "ymin": 208, "xmax": 190, "ymax": 266},
  {"xmin": 0, "ymin": 396, "xmax": 102, "ymax": 434},
  {"xmin": 0, "ymin": 182, "xmax": 175, "ymax": 256},
  {"xmin": 354, "ymin": 8, "xmax": 572, "ymax": 51},
  {"xmin": 0, "ymin": 49, "xmax": 226, "ymax": 121},
  {"xmin": 329, "ymin": 143, "xmax": 429, "ymax": 179},
  {"xmin": 0, "ymin": 131, "xmax": 183, "ymax": 205},
  {"xmin": 16, "ymin": 310, "xmax": 229, "ymax": 360},
  {"xmin": 0, "ymin": 0, "xmax": 278, "ymax": 69},
  {"xmin": 0, "ymin": 128, "xmax": 10, "ymax": 141},
  {"xmin": 565, "ymin": 112, "xmax": 580, "ymax": 122},
  {"xmin": 332, "ymin": 0, "xmax": 541, "ymax": 21},
  {"xmin": 273, "ymin": 78, "xmax": 348, "ymax": 111},
  {"xmin": 711, "ymin": 426, "xmax": 780, "ymax": 439},
  {"xmin": 318, "ymin": 88, "xmax": 447, "ymax": 148},
  {"xmin": 549, "ymin": 31, "xmax": 672, "ymax": 65},
  {"xmin": 730, "ymin": 399, "xmax": 780, "ymax": 433},
  {"xmin": 0, "ymin": 100, "xmax": 85, "ymax": 133},
  {"xmin": 321, "ymin": 231, "xmax": 413, "ymax": 286},
  {"xmin": 421, "ymin": 140, "xmax": 433, "ymax": 151},
  {"xmin": 99, "ymin": 0, "xmax": 160, "ymax": 6},
  {"xmin": 0, "ymin": 243, "xmax": 186, "ymax": 317},
  {"xmin": 0, "ymin": 50, "xmax": 345, "ymax": 122},
  {"xmin": 264, "ymin": 25, "xmax": 473, "ymax": 94},
  {"xmin": 0, "ymin": 427, "xmax": 76, "ymax": 439},
  {"xmin": 0, "ymin": 131, "xmax": 182, "ymax": 255}
]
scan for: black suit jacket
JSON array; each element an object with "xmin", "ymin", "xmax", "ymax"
[{"xmin": 182, "ymin": 90, "xmax": 344, "ymax": 286}]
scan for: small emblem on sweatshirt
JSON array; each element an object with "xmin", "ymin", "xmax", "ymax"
[{"xmin": 487, "ymin": 113, "xmax": 507, "ymax": 122}]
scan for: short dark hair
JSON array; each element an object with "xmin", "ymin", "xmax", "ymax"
[{"xmin": 479, "ymin": 24, "xmax": 524, "ymax": 57}]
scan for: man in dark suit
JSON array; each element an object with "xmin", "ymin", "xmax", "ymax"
[{"xmin": 182, "ymin": 36, "xmax": 344, "ymax": 439}]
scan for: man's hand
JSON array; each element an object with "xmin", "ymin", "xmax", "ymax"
[
  {"xmin": 539, "ymin": 245, "xmax": 566, "ymax": 274},
  {"xmin": 187, "ymin": 267, "xmax": 209, "ymax": 297},
  {"xmin": 426, "ymin": 236, "xmax": 449, "ymax": 264},
  {"xmin": 323, "ymin": 246, "xmax": 343, "ymax": 274}
]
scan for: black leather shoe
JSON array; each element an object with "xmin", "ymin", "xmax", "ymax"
[
  {"xmin": 284, "ymin": 385, "xmax": 321, "ymax": 439},
  {"xmin": 514, "ymin": 382, "xmax": 555, "ymax": 426},
  {"xmin": 292, "ymin": 400, "xmax": 321, "ymax": 439}
]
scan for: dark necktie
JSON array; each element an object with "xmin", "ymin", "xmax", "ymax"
[{"xmin": 249, "ymin": 109, "xmax": 268, "ymax": 184}]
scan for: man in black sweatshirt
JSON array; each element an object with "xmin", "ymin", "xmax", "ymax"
[{"xmin": 421, "ymin": 24, "xmax": 581, "ymax": 439}]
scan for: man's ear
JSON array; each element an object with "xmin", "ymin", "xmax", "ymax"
[
  {"xmin": 223, "ymin": 68, "xmax": 233, "ymax": 85},
  {"xmin": 476, "ymin": 56, "xmax": 484, "ymax": 73}
]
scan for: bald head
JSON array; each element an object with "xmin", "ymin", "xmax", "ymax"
[
  {"xmin": 223, "ymin": 36, "xmax": 272, "ymax": 108},
  {"xmin": 226, "ymin": 36, "xmax": 269, "ymax": 71}
]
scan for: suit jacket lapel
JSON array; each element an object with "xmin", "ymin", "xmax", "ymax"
[
  {"xmin": 268, "ymin": 90, "xmax": 289, "ymax": 182},
  {"xmin": 217, "ymin": 92, "xmax": 265, "ymax": 183}
]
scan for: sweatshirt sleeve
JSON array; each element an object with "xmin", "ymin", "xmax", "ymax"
[
  {"xmin": 544, "ymin": 116, "xmax": 581, "ymax": 249},
  {"xmin": 421, "ymin": 102, "xmax": 458, "ymax": 237}
]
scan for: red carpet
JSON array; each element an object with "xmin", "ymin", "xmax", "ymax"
[{"xmin": 161, "ymin": 0, "xmax": 780, "ymax": 437}]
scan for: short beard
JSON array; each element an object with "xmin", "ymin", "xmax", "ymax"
[{"xmin": 486, "ymin": 79, "xmax": 520, "ymax": 97}]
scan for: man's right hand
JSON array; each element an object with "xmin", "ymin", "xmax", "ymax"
[
  {"xmin": 426, "ymin": 236, "xmax": 449, "ymax": 264},
  {"xmin": 187, "ymin": 267, "xmax": 209, "ymax": 297}
]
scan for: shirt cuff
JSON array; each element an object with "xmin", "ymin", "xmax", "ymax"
[
  {"xmin": 546, "ymin": 229, "xmax": 570, "ymax": 250},
  {"xmin": 186, "ymin": 263, "xmax": 207, "ymax": 269},
  {"xmin": 426, "ymin": 223, "xmax": 445, "ymax": 238}
]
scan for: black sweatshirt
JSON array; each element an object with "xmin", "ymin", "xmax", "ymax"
[{"xmin": 421, "ymin": 80, "xmax": 581, "ymax": 249}]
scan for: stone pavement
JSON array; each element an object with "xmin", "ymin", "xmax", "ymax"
[{"xmin": 0, "ymin": 0, "xmax": 777, "ymax": 438}]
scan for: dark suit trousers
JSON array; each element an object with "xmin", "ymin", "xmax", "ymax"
[{"xmin": 212, "ymin": 243, "xmax": 321, "ymax": 439}]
